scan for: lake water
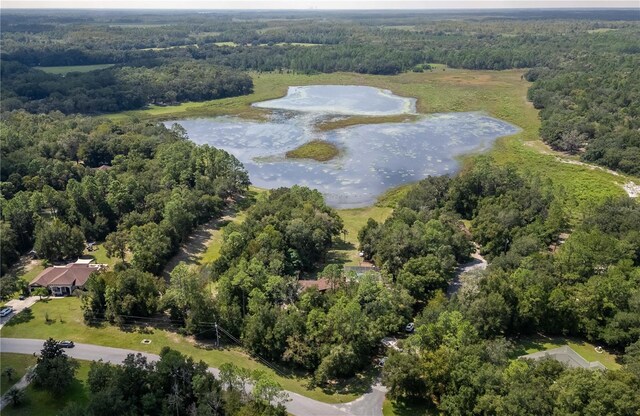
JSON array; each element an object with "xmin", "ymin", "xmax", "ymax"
[
  {"xmin": 167, "ymin": 86, "xmax": 519, "ymax": 208},
  {"xmin": 253, "ymin": 85, "xmax": 416, "ymax": 116}
]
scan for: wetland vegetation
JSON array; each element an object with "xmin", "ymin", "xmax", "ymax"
[{"xmin": 285, "ymin": 140, "xmax": 340, "ymax": 162}]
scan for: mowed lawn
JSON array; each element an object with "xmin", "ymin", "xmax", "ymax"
[
  {"xmin": 35, "ymin": 64, "xmax": 115, "ymax": 74},
  {"xmin": 329, "ymin": 206, "xmax": 393, "ymax": 266},
  {"xmin": 198, "ymin": 211, "xmax": 248, "ymax": 265},
  {"xmin": 0, "ymin": 298, "xmax": 359, "ymax": 404},
  {"xmin": 107, "ymin": 69, "xmax": 634, "ymax": 220},
  {"xmin": 198, "ymin": 186, "xmax": 266, "ymax": 265},
  {"xmin": 0, "ymin": 353, "xmax": 37, "ymax": 395},
  {"xmin": 511, "ymin": 335, "xmax": 621, "ymax": 370},
  {"xmin": 2, "ymin": 360, "xmax": 91, "ymax": 416}
]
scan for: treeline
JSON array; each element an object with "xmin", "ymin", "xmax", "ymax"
[
  {"xmin": 0, "ymin": 112, "xmax": 249, "ymax": 277},
  {"xmin": 527, "ymin": 53, "xmax": 640, "ymax": 175},
  {"xmin": 0, "ymin": 60, "xmax": 253, "ymax": 114}
]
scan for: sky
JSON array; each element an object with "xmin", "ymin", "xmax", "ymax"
[{"xmin": 3, "ymin": 0, "xmax": 639, "ymax": 9}]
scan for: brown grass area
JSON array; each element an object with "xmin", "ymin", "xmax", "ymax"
[{"xmin": 316, "ymin": 114, "xmax": 419, "ymax": 131}]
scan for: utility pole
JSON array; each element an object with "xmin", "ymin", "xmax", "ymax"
[{"xmin": 215, "ymin": 323, "xmax": 219, "ymax": 347}]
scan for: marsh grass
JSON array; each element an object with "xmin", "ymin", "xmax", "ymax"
[{"xmin": 285, "ymin": 140, "xmax": 340, "ymax": 162}]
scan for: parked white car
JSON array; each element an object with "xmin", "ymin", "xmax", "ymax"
[
  {"xmin": 405, "ymin": 322, "xmax": 415, "ymax": 333},
  {"xmin": 0, "ymin": 307, "xmax": 14, "ymax": 317}
]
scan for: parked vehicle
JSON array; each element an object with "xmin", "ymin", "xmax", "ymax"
[
  {"xmin": 405, "ymin": 322, "xmax": 415, "ymax": 333},
  {"xmin": 58, "ymin": 340, "xmax": 75, "ymax": 348},
  {"xmin": 0, "ymin": 307, "xmax": 13, "ymax": 317}
]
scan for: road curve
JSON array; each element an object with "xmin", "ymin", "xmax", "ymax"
[{"xmin": 0, "ymin": 338, "xmax": 384, "ymax": 416}]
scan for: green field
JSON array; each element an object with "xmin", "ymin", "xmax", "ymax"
[
  {"xmin": 198, "ymin": 212, "xmax": 247, "ymax": 265},
  {"xmin": 198, "ymin": 186, "xmax": 265, "ymax": 265},
  {"xmin": 2, "ymin": 360, "xmax": 90, "ymax": 416},
  {"xmin": 0, "ymin": 298, "xmax": 359, "ymax": 404},
  {"xmin": 511, "ymin": 335, "xmax": 621, "ymax": 370},
  {"xmin": 108, "ymin": 69, "xmax": 634, "ymax": 219},
  {"xmin": 285, "ymin": 140, "xmax": 340, "ymax": 162},
  {"xmin": 35, "ymin": 64, "xmax": 115, "ymax": 74},
  {"xmin": 275, "ymin": 42, "xmax": 322, "ymax": 47},
  {"xmin": 0, "ymin": 353, "xmax": 37, "ymax": 395},
  {"xmin": 139, "ymin": 44, "xmax": 196, "ymax": 51},
  {"xmin": 327, "ymin": 206, "xmax": 394, "ymax": 267},
  {"xmin": 82, "ymin": 242, "xmax": 129, "ymax": 268}
]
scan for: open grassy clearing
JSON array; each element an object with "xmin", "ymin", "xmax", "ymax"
[
  {"xmin": 107, "ymin": 69, "xmax": 634, "ymax": 218},
  {"xmin": 198, "ymin": 186, "xmax": 266, "ymax": 265},
  {"xmin": 35, "ymin": 64, "xmax": 115, "ymax": 74},
  {"xmin": 2, "ymin": 360, "xmax": 91, "ymax": 416},
  {"xmin": 107, "ymin": 23, "xmax": 168, "ymax": 28},
  {"xmin": 275, "ymin": 42, "xmax": 322, "ymax": 47},
  {"xmin": 139, "ymin": 44, "xmax": 196, "ymax": 51},
  {"xmin": 82, "ymin": 243, "xmax": 127, "ymax": 268},
  {"xmin": 381, "ymin": 25, "xmax": 420, "ymax": 31},
  {"xmin": 213, "ymin": 41, "xmax": 238, "ymax": 47},
  {"xmin": 587, "ymin": 28, "xmax": 619, "ymax": 33},
  {"xmin": 285, "ymin": 140, "xmax": 340, "ymax": 162},
  {"xmin": 2, "ymin": 258, "xmax": 44, "ymax": 300},
  {"xmin": 198, "ymin": 212, "xmax": 247, "ymax": 265},
  {"xmin": 511, "ymin": 335, "xmax": 621, "ymax": 370},
  {"xmin": 0, "ymin": 298, "xmax": 359, "ymax": 403},
  {"xmin": 0, "ymin": 353, "xmax": 37, "ymax": 395},
  {"xmin": 328, "ymin": 206, "xmax": 393, "ymax": 267},
  {"xmin": 17, "ymin": 262, "xmax": 45, "ymax": 286}
]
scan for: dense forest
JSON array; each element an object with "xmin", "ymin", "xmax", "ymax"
[
  {"xmin": 1, "ymin": 61, "xmax": 253, "ymax": 114},
  {"xmin": 0, "ymin": 111, "xmax": 249, "ymax": 279},
  {"xmin": 1, "ymin": 10, "xmax": 639, "ymax": 173}
]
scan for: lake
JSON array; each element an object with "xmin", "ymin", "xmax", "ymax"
[{"xmin": 167, "ymin": 85, "xmax": 519, "ymax": 208}]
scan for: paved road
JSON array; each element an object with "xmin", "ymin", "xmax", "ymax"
[{"xmin": 0, "ymin": 338, "xmax": 383, "ymax": 416}]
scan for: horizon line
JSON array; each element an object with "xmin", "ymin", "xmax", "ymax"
[{"xmin": 3, "ymin": 6, "xmax": 640, "ymax": 9}]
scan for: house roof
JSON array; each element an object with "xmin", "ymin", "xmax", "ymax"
[
  {"xmin": 30, "ymin": 263, "xmax": 100, "ymax": 288},
  {"xmin": 298, "ymin": 278, "xmax": 331, "ymax": 292},
  {"xmin": 519, "ymin": 345, "xmax": 606, "ymax": 370}
]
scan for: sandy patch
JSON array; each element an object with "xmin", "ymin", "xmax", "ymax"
[{"xmin": 623, "ymin": 182, "xmax": 640, "ymax": 198}]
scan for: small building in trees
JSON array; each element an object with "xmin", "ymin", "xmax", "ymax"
[
  {"xmin": 297, "ymin": 278, "xmax": 331, "ymax": 293},
  {"xmin": 29, "ymin": 261, "xmax": 104, "ymax": 296}
]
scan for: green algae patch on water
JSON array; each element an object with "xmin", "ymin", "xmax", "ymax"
[{"xmin": 286, "ymin": 140, "xmax": 340, "ymax": 162}]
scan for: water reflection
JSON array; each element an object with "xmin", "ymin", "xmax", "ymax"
[
  {"xmin": 167, "ymin": 86, "xmax": 519, "ymax": 208},
  {"xmin": 253, "ymin": 85, "xmax": 416, "ymax": 116}
]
